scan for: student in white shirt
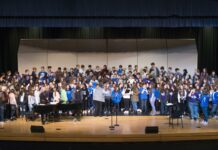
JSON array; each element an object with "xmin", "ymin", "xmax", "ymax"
[
  {"xmin": 28, "ymin": 91, "xmax": 36, "ymax": 112},
  {"xmin": 8, "ymin": 89, "xmax": 18, "ymax": 120},
  {"xmin": 122, "ymin": 84, "xmax": 132, "ymax": 113},
  {"xmin": 53, "ymin": 87, "xmax": 60, "ymax": 103},
  {"xmin": 34, "ymin": 86, "xmax": 40, "ymax": 105}
]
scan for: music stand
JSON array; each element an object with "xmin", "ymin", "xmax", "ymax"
[{"xmin": 166, "ymin": 103, "xmax": 173, "ymax": 127}]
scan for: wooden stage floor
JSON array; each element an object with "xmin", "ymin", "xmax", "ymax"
[{"xmin": 1, "ymin": 116, "xmax": 218, "ymax": 142}]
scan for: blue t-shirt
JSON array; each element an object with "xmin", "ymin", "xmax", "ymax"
[
  {"xmin": 117, "ymin": 68, "xmax": 123, "ymax": 76},
  {"xmin": 189, "ymin": 93, "xmax": 199, "ymax": 103},
  {"xmin": 199, "ymin": 94, "xmax": 210, "ymax": 107},
  {"xmin": 66, "ymin": 90, "xmax": 72, "ymax": 102},
  {"xmin": 139, "ymin": 87, "xmax": 148, "ymax": 100},
  {"xmin": 92, "ymin": 81, "xmax": 97, "ymax": 88},
  {"xmin": 111, "ymin": 90, "xmax": 122, "ymax": 104},
  {"xmin": 212, "ymin": 91, "xmax": 218, "ymax": 104},
  {"xmin": 38, "ymin": 71, "xmax": 47, "ymax": 82},
  {"xmin": 88, "ymin": 87, "xmax": 93, "ymax": 97},
  {"xmin": 160, "ymin": 92, "xmax": 167, "ymax": 101},
  {"xmin": 111, "ymin": 78, "xmax": 119, "ymax": 84}
]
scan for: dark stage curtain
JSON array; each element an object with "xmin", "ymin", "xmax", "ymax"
[
  {"xmin": 0, "ymin": 27, "xmax": 217, "ymax": 74},
  {"xmin": 196, "ymin": 28, "xmax": 218, "ymax": 72},
  {"xmin": 1, "ymin": 0, "xmax": 218, "ymax": 27},
  {"xmin": 2, "ymin": 0, "xmax": 218, "ymax": 17}
]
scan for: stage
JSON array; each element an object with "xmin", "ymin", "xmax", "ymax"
[{"xmin": 0, "ymin": 116, "xmax": 218, "ymax": 142}]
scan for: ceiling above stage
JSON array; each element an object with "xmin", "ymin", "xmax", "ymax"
[
  {"xmin": 0, "ymin": 0, "xmax": 218, "ymax": 27},
  {"xmin": 1, "ymin": 0, "xmax": 218, "ymax": 17},
  {"xmin": 19, "ymin": 39, "xmax": 196, "ymax": 52}
]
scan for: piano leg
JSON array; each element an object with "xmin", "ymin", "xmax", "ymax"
[{"xmin": 41, "ymin": 113, "xmax": 45, "ymax": 125}]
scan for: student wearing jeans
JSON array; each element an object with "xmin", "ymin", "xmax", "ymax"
[
  {"xmin": 160, "ymin": 84, "xmax": 169, "ymax": 115},
  {"xmin": 188, "ymin": 88, "xmax": 199, "ymax": 121},
  {"xmin": 149, "ymin": 84, "xmax": 157, "ymax": 115},
  {"xmin": 87, "ymin": 83, "xmax": 94, "ymax": 110},
  {"xmin": 111, "ymin": 87, "xmax": 122, "ymax": 115},
  {"xmin": 131, "ymin": 84, "xmax": 139, "ymax": 115},
  {"xmin": 210, "ymin": 88, "xmax": 218, "ymax": 118},
  {"xmin": 199, "ymin": 89, "xmax": 210, "ymax": 126},
  {"xmin": 19, "ymin": 89, "xmax": 27, "ymax": 118},
  {"xmin": 139, "ymin": 84, "xmax": 148, "ymax": 114}
]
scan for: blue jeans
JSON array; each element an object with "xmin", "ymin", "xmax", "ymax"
[
  {"xmin": 201, "ymin": 106, "xmax": 208, "ymax": 122},
  {"xmin": 0, "ymin": 104, "xmax": 4, "ymax": 122},
  {"xmin": 188, "ymin": 102, "xmax": 199, "ymax": 120},
  {"xmin": 160, "ymin": 100, "xmax": 167, "ymax": 115},
  {"xmin": 210, "ymin": 104, "xmax": 218, "ymax": 116},
  {"xmin": 140, "ymin": 100, "xmax": 147, "ymax": 113},
  {"xmin": 88, "ymin": 96, "xmax": 93, "ymax": 109},
  {"xmin": 19, "ymin": 102, "xmax": 26, "ymax": 117},
  {"xmin": 150, "ymin": 97, "xmax": 156, "ymax": 114},
  {"xmin": 131, "ymin": 101, "xmax": 138, "ymax": 112},
  {"xmin": 28, "ymin": 104, "xmax": 34, "ymax": 112}
]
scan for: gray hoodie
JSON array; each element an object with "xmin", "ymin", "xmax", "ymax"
[{"xmin": 93, "ymin": 87, "xmax": 105, "ymax": 102}]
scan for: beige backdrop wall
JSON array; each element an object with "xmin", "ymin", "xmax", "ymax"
[{"xmin": 18, "ymin": 39, "xmax": 197, "ymax": 75}]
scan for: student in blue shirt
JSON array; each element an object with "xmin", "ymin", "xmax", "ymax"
[
  {"xmin": 139, "ymin": 83, "xmax": 148, "ymax": 114},
  {"xmin": 210, "ymin": 88, "xmax": 218, "ymax": 117},
  {"xmin": 199, "ymin": 89, "xmax": 210, "ymax": 125},
  {"xmin": 188, "ymin": 88, "xmax": 199, "ymax": 121},
  {"xmin": 117, "ymin": 65, "xmax": 123, "ymax": 76},
  {"xmin": 47, "ymin": 66, "xmax": 55, "ymax": 83},
  {"xmin": 87, "ymin": 83, "xmax": 94, "ymax": 109},
  {"xmin": 111, "ymin": 87, "xmax": 122, "ymax": 113},
  {"xmin": 160, "ymin": 84, "xmax": 169, "ymax": 115},
  {"xmin": 66, "ymin": 85, "xmax": 72, "ymax": 103},
  {"xmin": 38, "ymin": 66, "xmax": 47, "ymax": 84}
]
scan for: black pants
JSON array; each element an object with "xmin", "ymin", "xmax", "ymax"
[
  {"xmin": 94, "ymin": 101, "xmax": 103, "ymax": 116},
  {"xmin": 123, "ymin": 98, "xmax": 130, "ymax": 111},
  {"xmin": 82, "ymin": 96, "xmax": 88, "ymax": 111},
  {"xmin": 104, "ymin": 97, "xmax": 111, "ymax": 114},
  {"xmin": 0, "ymin": 103, "xmax": 4, "ymax": 122},
  {"xmin": 10, "ymin": 104, "xmax": 16, "ymax": 119}
]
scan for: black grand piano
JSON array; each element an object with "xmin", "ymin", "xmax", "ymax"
[{"xmin": 33, "ymin": 102, "xmax": 82, "ymax": 125}]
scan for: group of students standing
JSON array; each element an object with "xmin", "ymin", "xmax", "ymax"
[{"xmin": 0, "ymin": 62, "xmax": 218, "ymax": 128}]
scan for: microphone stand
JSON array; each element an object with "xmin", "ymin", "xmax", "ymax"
[
  {"xmin": 109, "ymin": 102, "xmax": 114, "ymax": 130},
  {"xmin": 114, "ymin": 103, "xmax": 119, "ymax": 127}
]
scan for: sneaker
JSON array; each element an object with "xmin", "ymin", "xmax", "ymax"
[
  {"xmin": 203, "ymin": 121, "xmax": 208, "ymax": 126},
  {"xmin": 201, "ymin": 121, "xmax": 205, "ymax": 125},
  {"xmin": 124, "ymin": 111, "xmax": 129, "ymax": 115}
]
